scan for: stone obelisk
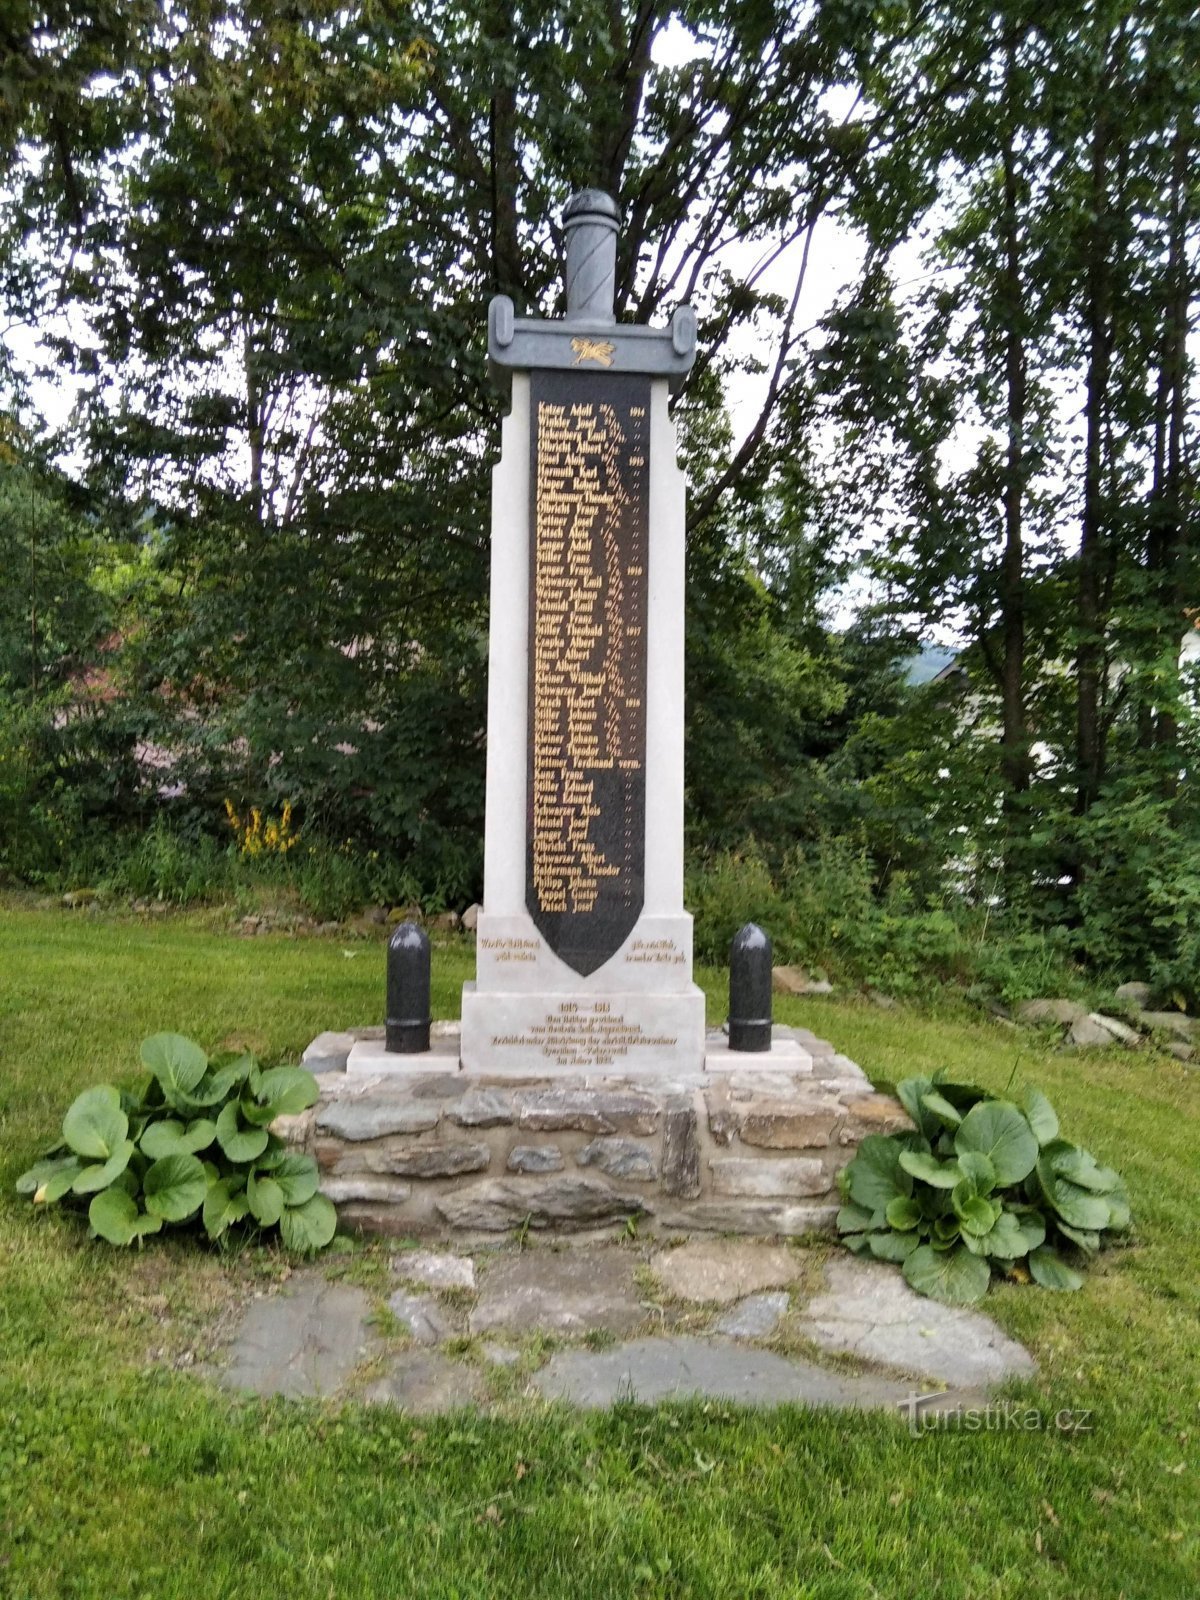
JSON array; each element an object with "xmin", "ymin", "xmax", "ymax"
[{"xmin": 459, "ymin": 190, "xmax": 707, "ymax": 1074}]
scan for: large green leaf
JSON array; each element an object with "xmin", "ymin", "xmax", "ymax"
[
  {"xmin": 955, "ymin": 1150, "xmax": 996, "ymax": 1194},
  {"xmin": 885, "ymin": 1195, "xmax": 922, "ymax": 1231},
  {"xmin": 178, "ymin": 1060, "xmax": 249, "ymax": 1110},
  {"xmin": 1011, "ymin": 1209, "xmax": 1046, "ymax": 1254},
  {"xmin": 215, "ymin": 1102, "xmax": 270, "ymax": 1164},
  {"xmin": 954, "ymin": 1101, "xmax": 1038, "ymax": 1186},
  {"xmin": 279, "ymin": 1194, "xmax": 338, "ymax": 1252},
  {"xmin": 143, "ymin": 1154, "xmax": 208, "ymax": 1222},
  {"xmin": 1028, "ymin": 1246, "xmax": 1083, "ymax": 1291},
  {"xmin": 920, "ymin": 1090, "xmax": 963, "ymax": 1129},
  {"xmin": 979, "ymin": 1208, "xmax": 1034, "ymax": 1259},
  {"xmin": 866, "ymin": 1230, "xmax": 919, "ymax": 1262},
  {"xmin": 62, "ymin": 1085, "xmax": 128, "ymax": 1160},
  {"xmin": 1047, "ymin": 1143, "xmax": 1122, "ymax": 1194},
  {"xmin": 30, "ymin": 1156, "xmax": 84, "ymax": 1203},
  {"xmin": 247, "ymin": 1065, "xmax": 319, "ymax": 1120},
  {"xmin": 272, "ymin": 1153, "xmax": 320, "ymax": 1207},
  {"xmin": 140, "ymin": 1034, "xmax": 208, "ymax": 1097},
  {"xmin": 89, "ymin": 1189, "xmax": 164, "ymax": 1246},
  {"xmin": 1056, "ymin": 1222, "xmax": 1100, "ymax": 1254},
  {"xmin": 898, "ymin": 1149, "xmax": 962, "ymax": 1189},
  {"xmin": 203, "ymin": 1179, "xmax": 251, "ymax": 1241},
  {"xmin": 903, "ymin": 1243, "xmax": 991, "ymax": 1305},
  {"xmin": 846, "ymin": 1135, "xmax": 913, "ymax": 1211},
  {"xmin": 933, "ymin": 1215, "xmax": 961, "ymax": 1245},
  {"xmin": 247, "ymin": 1172, "xmax": 285, "ymax": 1227},
  {"xmin": 952, "ymin": 1184, "xmax": 1000, "ymax": 1238},
  {"xmin": 896, "ymin": 1076, "xmax": 937, "ymax": 1139},
  {"xmin": 1035, "ymin": 1159, "xmax": 1112, "ymax": 1230},
  {"xmin": 71, "ymin": 1140, "xmax": 135, "ymax": 1195},
  {"xmin": 837, "ymin": 1203, "xmax": 875, "ymax": 1234},
  {"xmin": 17, "ymin": 1155, "xmax": 80, "ymax": 1198},
  {"xmin": 928, "ymin": 1080, "xmax": 990, "ymax": 1113},
  {"xmin": 140, "ymin": 1118, "xmax": 217, "ymax": 1159},
  {"xmin": 1021, "ymin": 1087, "xmax": 1059, "ymax": 1147}
]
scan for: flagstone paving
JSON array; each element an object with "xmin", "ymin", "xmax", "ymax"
[{"xmin": 218, "ymin": 1240, "xmax": 1035, "ymax": 1412}]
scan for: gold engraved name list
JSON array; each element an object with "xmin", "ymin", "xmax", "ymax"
[{"xmin": 526, "ymin": 370, "xmax": 650, "ymax": 976}]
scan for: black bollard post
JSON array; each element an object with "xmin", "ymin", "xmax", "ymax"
[
  {"xmin": 386, "ymin": 921, "xmax": 431, "ymax": 1054},
  {"xmin": 728, "ymin": 923, "xmax": 772, "ymax": 1052}
]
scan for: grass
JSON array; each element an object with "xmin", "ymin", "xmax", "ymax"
[{"xmin": 1, "ymin": 902, "xmax": 1197, "ymax": 1598}]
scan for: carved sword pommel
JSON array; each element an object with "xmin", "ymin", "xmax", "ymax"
[{"xmin": 486, "ymin": 190, "xmax": 696, "ymax": 392}]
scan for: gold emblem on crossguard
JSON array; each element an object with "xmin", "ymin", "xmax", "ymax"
[{"xmin": 570, "ymin": 337, "xmax": 616, "ymax": 367}]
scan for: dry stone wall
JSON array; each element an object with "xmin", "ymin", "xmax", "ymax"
[{"xmin": 280, "ymin": 1026, "xmax": 911, "ymax": 1239}]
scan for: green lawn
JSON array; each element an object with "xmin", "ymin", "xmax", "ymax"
[{"xmin": 1, "ymin": 905, "xmax": 1196, "ymax": 1599}]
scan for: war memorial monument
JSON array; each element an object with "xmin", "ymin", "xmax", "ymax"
[{"xmin": 294, "ymin": 192, "xmax": 905, "ymax": 1236}]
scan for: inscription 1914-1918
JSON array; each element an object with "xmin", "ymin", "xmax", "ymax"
[{"xmin": 526, "ymin": 368, "xmax": 651, "ymax": 976}]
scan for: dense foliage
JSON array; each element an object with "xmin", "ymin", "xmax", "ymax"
[
  {"xmin": 0, "ymin": 2, "xmax": 1196, "ymax": 993},
  {"xmin": 837, "ymin": 1073, "xmax": 1132, "ymax": 1304},
  {"xmin": 16, "ymin": 1032, "xmax": 335, "ymax": 1251}
]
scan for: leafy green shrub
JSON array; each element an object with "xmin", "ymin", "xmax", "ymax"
[
  {"xmin": 688, "ymin": 839, "xmax": 985, "ymax": 994},
  {"xmin": 16, "ymin": 1032, "xmax": 336, "ymax": 1252},
  {"xmin": 110, "ymin": 817, "xmax": 238, "ymax": 904},
  {"xmin": 837, "ymin": 1074, "xmax": 1130, "ymax": 1305}
]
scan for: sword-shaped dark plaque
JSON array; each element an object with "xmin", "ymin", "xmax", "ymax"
[{"xmin": 526, "ymin": 367, "xmax": 650, "ymax": 975}]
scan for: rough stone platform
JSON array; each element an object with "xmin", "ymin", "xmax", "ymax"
[
  {"xmin": 282, "ymin": 1025, "xmax": 911, "ymax": 1240},
  {"xmin": 217, "ymin": 1242, "xmax": 1035, "ymax": 1414}
]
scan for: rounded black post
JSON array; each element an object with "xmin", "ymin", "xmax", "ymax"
[
  {"xmin": 728, "ymin": 923, "xmax": 772, "ymax": 1052},
  {"xmin": 386, "ymin": 921, "xmax": 431, "ymax": 1054}
]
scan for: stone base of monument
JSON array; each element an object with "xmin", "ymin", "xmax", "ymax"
[{"xmin": 282, "ymin": 1025, "xmax": 912, "ymax": 1241}]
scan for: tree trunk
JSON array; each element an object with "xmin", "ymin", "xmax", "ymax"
[
  {"xmin": 486, "ymin": 7, "xmax": 523, "ymax": 308},
  {"xmin": 1154, "ymin": 119, "xmax": 1192, "ymax": 767},
  {"xmin": 998, "ymin": 44, "xmax": 1030, "ymax": 852},
  {"xmin": 245, "ymin": 323, "xmax": 264, "ymax": 525},
  {"xmin": 1075, "ymin": 105, "xmax": 1112, "ymax": 818}
]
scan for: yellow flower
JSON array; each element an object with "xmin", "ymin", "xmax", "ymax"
[{"xmin": 223, "ymin": 797, "xmax": 300, "ymax": 857}]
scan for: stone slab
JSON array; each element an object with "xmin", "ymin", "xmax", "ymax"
[
  {"xmin": 1017, "ymin": 999, "xmax": 1089, "ymax": 1025},
  {"xmin": 470, "ymin": 1250, "xmax": 645, "ymax": 1337},
  {"xmin": 460, "ymin": 982, "xmax": 708, "ymax": 1075},
  {"xmin": 515, "ymin": 1085, "xmax": 661, "ymax": 1135},
  {"xmin": 365, "ymin": 1351, "xmax": 489, "ymax": 1414},
  {"xmin": 713, "ymin": 1292, "xmax": 791, "ymax": 1341},
  {"xmin": 661, "ymin": 1101, "xmax": 700, "ymax": 1197},
  {"xmin": 657, "ymin": 1201, "xmax": 839, "ymax": 1235},
  {"xmin": 346, "ymin": 1035, "xmax": 462, "ymax": 1077},
  {"xmin": 369, "ymin": 1141, "xmax": 491, "ymax": 1179},
  {"xmin": 321, "ymin": 1175, "xmax": 412, "ymax": 1205},
  {"xmin": 446, "ymin": 1089, "xmax": 515, "ymax": 1127},
  {"xmin": 436, "ymin": 1176, "xmax": 651, "ymax": 1232},
  {"xmin": 508, "ymin": 1144, "xmax": 565, "ymax": 1173},
  {"xmin": 649, "ymin": 1240, "xmax": 802, "ymax": 1305},
  {"xmin": 797, "ymin": 1257, "xmax": 1036, "ymax": 1387},
  {"xmin": 220, "ymin": 1281, "xmax": 373, "ymax": 1399},
  {"xmin": 306, "ymin": 1024, "xmax": 857, "ymax": 1084},
  {"xmin": 316, "ymin": 1099, "xmax": 440, "ymax": 1140},
  {"xmin": 736, "ymin": 1103, "xmax": 840, "ymax": 1149},
  {"xmin": 392, "ymin": 1250, "xmax": 477, "ymax": 1291},
  {"xmin": 577, "ymin": 1136, "xmax": 657, "ymax": 1181},
  {"xmin": 387, "ymin": 1289, "xmax": 461, "ymax": 1346},
  {"xmin": 302, "ymin": 1030, "xmax": 356, "ymax": 1075},
  {"xmin": 704, "ymin": 1033, "xmax": 813, "ymax": 1073},
  {"xmin": 709, "ymin": 1156, "xmax": 830, "ymax": 1199},
  {"xmin": 471, "ymin": 912, "xmax": 700, "ymax": 996},
  {"xmin": 533, "ymin": 1336, "xmax": 908, "ymax": 1409},
  {"xmin": 1136, "ymin": 1009, "xmax": 1196, "ymax": 1040}
]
